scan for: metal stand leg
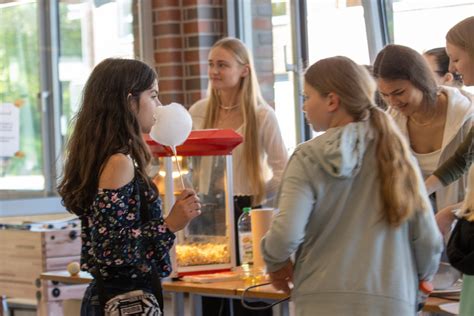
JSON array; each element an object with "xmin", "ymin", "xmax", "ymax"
[
  {"xmin": 228, "ymin": 298, "xmax": 234, "ymax": 316},
  {"xmin": 189, "ymin": 294, "xmax": 202, "ymax": 316},
  {"xmin": 273, "ymin": 301, "xmax": 290, "ymax": 316},
  {"xmin": 170, "ymin": 292, "xmax": 184, "ymax": 316}
]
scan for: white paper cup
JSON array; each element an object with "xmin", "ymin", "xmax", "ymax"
[{"xmin": 250, "ymin": 208, "xmax": 274, "ymax": 271}]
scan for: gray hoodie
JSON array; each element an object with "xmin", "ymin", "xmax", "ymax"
[{"xmin": 262, "ymin": 120, "xmax": 443, "ymax": 316}]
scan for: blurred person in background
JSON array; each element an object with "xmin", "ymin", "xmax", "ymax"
[
  {"xmin": 189, "ymin": 36, "xmax": 288, "ymax": 316},
  {"xmin": 423, "ymin": 47, "xmax": 463, "ymax": 88}
]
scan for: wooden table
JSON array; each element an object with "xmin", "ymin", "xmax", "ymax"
[
  {"xmin": 39, "ymin": 271, "xmax": 459, "ymax": 316},
  {"xmin": 39, "ymin": 271, "xmax": 289, "ymax": 316},
  {"xmin": 40, "ymin": 271, "xmax": 91, "ymax": 285}
]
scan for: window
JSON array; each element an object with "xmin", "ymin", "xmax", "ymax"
[
  {"xmin": 267, "ymin": 0, "xmax": 374, "ymax": 146},
  {"xmin": 0, "ymin": 1, "xmax": 42, "ymax": 193},
  {"xmin": 388, "ymin": 0, "xmax": 474, "ymax": 52},
  {"xmin": 1, "ymin": 0, "xmax": 139, "ymax": 215},
  {"xmin": 272, "ymin": 1, "xmax": 298, "ymax": 152},
  {"xmin": 387, "ymin": 0, "xmax": 474, "ymax": 93},
  {"xmin": 305, "ymin": 0, "xmax": 371, "ymax": 138},
  {"xmin": 306, "ymin": 0, "xmax": 370, "ymax": 65},
  {"xmin": 239, "ymin": 0, "xmax": 473, "ymax": 144},
  {"xmin": 59, "ymin": 0, "xmax": 135, "ymax": 140}
]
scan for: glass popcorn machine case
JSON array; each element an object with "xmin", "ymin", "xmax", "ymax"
[{"xmin": 146, "ymin": 129, "xmax": 243, "ymax": 277}]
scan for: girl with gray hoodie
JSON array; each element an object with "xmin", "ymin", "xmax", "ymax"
[{"xmin": 261, "ymin": 56, "xmax": 443, "ymax": 316}]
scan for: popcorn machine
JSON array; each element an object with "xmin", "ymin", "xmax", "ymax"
[{"xmin": 146, "ymin": 129, "xmax": 243, "ymax": 277}]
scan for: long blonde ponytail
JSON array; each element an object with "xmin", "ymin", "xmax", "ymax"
[{"xmin": 369, "ymin": 107, "xmax": 429, "ymax": 226}]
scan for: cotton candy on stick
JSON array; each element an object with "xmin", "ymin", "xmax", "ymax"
[
  {"xmin": 171, "ymin": 146, "xmax": 185, "ymax": 189},
  {"xmin": 149, "ymin": 103, "xmax": 192, "ymax": 190}
]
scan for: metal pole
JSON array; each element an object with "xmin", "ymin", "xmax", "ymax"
[{"xmin": 38, "ymin": 0, "xmax": 62, "ymax": 196}]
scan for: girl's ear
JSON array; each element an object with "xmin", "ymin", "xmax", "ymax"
[
  {"xmin": 442, "ymin": 72, "xmax": 454, "ymax": 85},
  {"xmin": 327, "ymin": 92, "xmax": 340, "ymax": 112},
  {"xmin": 128, "ymin": 93, "xmax": 138, "ymax": 113},
  {"xmin": 241, "ymin": 65, "xmax": 250, "ymax": 78}
]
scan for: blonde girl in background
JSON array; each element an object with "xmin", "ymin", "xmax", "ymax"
[
  {"xmin": 425, "ymin": 16, "xmax": 474, "ymax": 200},
  {"xmin": 262, "ymin": 56, "xmax": 442, "ymax": 316},
  {"xmin": 423, "ymin": 16, "xmax": 474, "ymax": 316},
  {"xmin": 190, "ymin": 37, "xmax": 288, "ymax": 209},
  {"xmin": 189, "ymin": 37, "xmax": 288, "ymax": 316}
]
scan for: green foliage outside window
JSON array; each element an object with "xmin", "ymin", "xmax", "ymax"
[
  {"xmin": 0, "ymin": 3, "xmax": 82, "ymax": 179},
  {"xmin": 272, "ymin": 1, "xmax": 287, "ymax": 17}
]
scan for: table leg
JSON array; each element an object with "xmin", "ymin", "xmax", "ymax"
[
  {"xmin": 228, "ymin": 298, "xmax": 234, "ymax": 316},
  {"xmin": 36, "ymin": 301, "xmax": 63, "ymax": 316},
  {"xmin": 189, "ymin": 294, "xmax": 202, "ymax": 316},
  {"xmin": 36, "ymin": 278, "xmax": 64, "ymax": 316},
  {"xmin": 170, "ymin": 292, "xmax": 184, "ymax": 316},
  {"xmin": 273, "ymin": 300, "xmax": 289, "ymax": 316}
]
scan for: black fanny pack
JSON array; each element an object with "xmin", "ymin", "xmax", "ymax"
[{"xmin": 104, "ymin": 289, "xmax": 162, "ymax": 316}]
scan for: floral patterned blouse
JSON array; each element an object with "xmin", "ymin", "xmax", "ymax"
[{"xmin": 80, "ymin": 176, "xmax": 175, "ymax": 281}]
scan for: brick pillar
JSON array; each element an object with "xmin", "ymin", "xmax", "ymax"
[
  {"xmin": 152, "ymin": 0, "xmax": 185, "ymax": 105},
  {"xmin": 152, "ymin": 0, "xmax": 225, "ymax": 108}
]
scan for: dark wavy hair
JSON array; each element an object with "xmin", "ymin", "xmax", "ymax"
[
  {"xmin": 58, "ymin": 58, "xmax": 157, "ymax": 216},
  {"xmin": 373, "ymin": 44, "xmax": 438, "ymax": 106}
]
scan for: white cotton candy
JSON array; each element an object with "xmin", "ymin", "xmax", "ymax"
[{"xmin": 149, "ymin": 102, "xmax": 192, "ymax": 147}]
